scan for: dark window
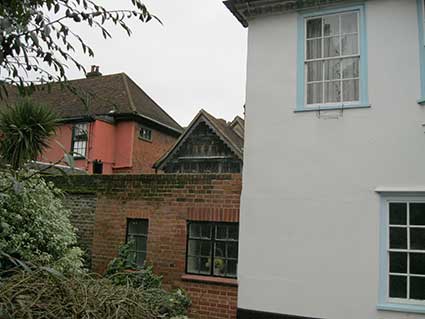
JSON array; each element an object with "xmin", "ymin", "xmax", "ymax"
[
  {"xmin": 388, "ymin": 202, "xmax": 425, "ymax": 301},
  {"xmin": 71, "ymin": 123, "xmax": 89, "ymax": 158},
  {"xmin": 93, "ymin": 160, "xmax": 103, "ymax": 174},
  {"xmin": 139, "ymin": 127, "xmax": 152, "ymax": 141},
  {"xmin": 126, "ymin": 219, "xmax": 148, "ymax": 266},
  {"xmin": 186, "ymin": 221, "xmax": 238, "ymax": 278}
]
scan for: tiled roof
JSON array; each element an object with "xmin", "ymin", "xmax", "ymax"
[
  {"xmin": 1, "ymin": 73, "xmax": 182, "ymax": 133},
  {"xmin": 154, "ymin": 109, "xmax": 244, "ymax": 170}
]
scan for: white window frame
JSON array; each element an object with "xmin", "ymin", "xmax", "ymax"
[{"xmin": 378, "ymin": 193, "xmax": 425, "ymax": 314}]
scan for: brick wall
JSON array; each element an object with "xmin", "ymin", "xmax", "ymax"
[
  {"xmin": 62, "ymin": 193, "xmax": 97, "ymax": 267},
  {"xmin": 48, "ymin": 174, "xmax": 241, "ymax": 319}
]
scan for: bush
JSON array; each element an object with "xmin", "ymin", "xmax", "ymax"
[
  {"xmin": 0, "ymin": 268, "xmax": 179, "ymax": 319},
  {"xmin": 105, "ymin": 241, "xmax": 191, "ymax": 317},
  {"xmin": 0, "ymin": 171, "xmax": 83, "ymax": 274}
]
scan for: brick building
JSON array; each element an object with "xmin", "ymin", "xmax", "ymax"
[
  {"xmin": 2, "ymin": 67, "xmax": 183, "ymax": 174},
  {"xmin": 48, "ymin": 174, "xmax": 241, "ymax": 319}
]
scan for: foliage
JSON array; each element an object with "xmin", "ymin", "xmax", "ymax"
[
  {"xmin": 0, "ymin": 99, "xmax": 58, "ymax": 170},
  {"xmin": 0, "ymin": 0, "xmax": 157, "ymax": 97},
  {"xmin": 106, "ymin": 241, "xmax": 191, "ymax": 317},
  {"xmin": 106, "ymin": 240, "xmax": 163, "ymax": 290},
  {"xmin": 0, "ymin": 268, "xmax": 181, "ymax": 319},
  {"xmin": 0, "ymin": 171, "xmax": 83, "ymax": 274}
]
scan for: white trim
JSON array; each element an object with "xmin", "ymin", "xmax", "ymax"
[{"xmin": 376, "ymin": 187, "xmax": 425, "ymax": 194}]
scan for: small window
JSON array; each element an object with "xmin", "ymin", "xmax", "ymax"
[
  {"xmin": 126, "ymin": 219, "xmax": 149, "ymax": 266},
  {"xmin": 71, "ymin": 123, "xmax": 88, "ymax": 158},
  {"xmin": 186, "ymin": 221, "xmax": 239, "ymax": 278},
  {"xmin": 139, "ymin": 127, "xmax": 152, "ymax": 141}
]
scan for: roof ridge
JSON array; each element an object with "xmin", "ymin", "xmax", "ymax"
[
  {"xmin": 124, "ymin": 75, "xmax": 182, "ymax": 130},
  {"xmin": 121, "ymin": 73, "xmax": 136, "ymax": 112}
]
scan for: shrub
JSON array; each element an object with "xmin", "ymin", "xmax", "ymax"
[{"xmin": 0, "ymin": 171, "xmax": 83, "ymax": 274}]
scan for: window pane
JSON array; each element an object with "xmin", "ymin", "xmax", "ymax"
[
  {"xmin": 342, "ymin": 58, "xmax": 359, "ymax": 79},
  {"xmin": 227, "ymin": 242, "xmax": 238, "ymax": 259},
  {"xmin": 323, "ymin": 15, "xmax": 339, "ymax": 36},
  {"xmin": 201, "ymin": 224, "xmax": 212, "ymax": 239},
  {"xmin": 307, "ymin": 83, "xmax": 323, "ymax": 104},
  {"xmin": 307, "ymin": 39, "xmax": 322, "ymax": 59},
  {"xmin": 341, "ymin": 12, "xmax": 358, "ymax": 34},
  {"xmin": 214, "ymin": 258, "xmax": 226, "ymax": 276},
  {"xmin": 342, "ymin": 79, "xmax": 359, "ymax": 102},
  {"xmin": 390, "ymin": 227, "xmax": 407, "ymax": 249},
  {"xmin": 188, "ymin": 240, "xmax": 201, "ymax": 256},
  {"xmin": 389, "ymin": 275, "xmax": 407, "ymax": 298},
  {"xmin": 187, "ymin": 256, "xmax": 199, "ymax": 273},
  {"xmin": 410, "ymin": 203, "xmax": 425, "ymax": 225},
  {"xmin": 200, "ymin": 257, "xmax": 211, "ymax": 275},
  {"xmin": 410, "ymin": 228, "xmax": 425, "ymax": 250},
  {"xmin": 215, "ymin": 242, "xmax": 225, "ymax": 258},
  {"xmin": 306, "ymin": 18, "xmax": 322, "ymax": 38},
  {"xmin": 201, "ymin": 241, "xmax": 212, "ymax": 256},
  {"xmin": 189, "ymin": 224, "xmax": 201, "ymax": 238},
  {"xmin": 410, "ymin": 253, "xmax": 425, "ymax": 275},
  {"xmin": 324, "ymin": 59, "xmax": 341, "ymax": 80},
  {"xmin": 135, "ymin": 237, "xmax": 147, "ymax": 252},
  {"xmin": 227, "ymin": 260, "xmax": 238, "ymax": 278},
  {"xmin": 324, "ymin": 36, "xmax": 340, "ymax": 57},
  {"xmin": 410, "ymin": 276, "xmax": 425, "ymax": 300},
  {"xmin": 342, "ymin": 34, "xmax": 358, "ymax": 55},
  {"xmin": 390, "ymin": 252, "xmax": 407, "ymax": 274},
  {"xmin": 135, "ymin": 252, "xmax": 146, "ymax": 266},
  {"xmin": 228, "ymin": 226, "xmax": 239, "ymax": 240},
  {"xmin": 307, "ymin": 61, "xmax": 323, "ymax": 82},
  {"xmin": 324, "ymin": 81, "xmax": 341, "ymax": 103},
  {"xmin": 390, "ymin": 203, "xmax": 407, "ymax": 226},
  {"xmin": 216, "ymin": 225, "xmax": 227, "ymax": 240},
  {"xmin": 128, "ymin": 220, "xmax": 148, "ymax": 235}
]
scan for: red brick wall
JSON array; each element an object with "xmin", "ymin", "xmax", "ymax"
[
  {"xmin": 114, "ymin": 126, "xmax": 177, "ymax": 174},
  {"xmin": 49, "ymin": 174, "xmax": 241, "ymax": 319}
]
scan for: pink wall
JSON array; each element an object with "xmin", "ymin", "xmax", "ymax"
[
  {"xmin": 90, "ymin": 120, "xmax": 116, "ymax": 174},
  {"xmin": 113, "ymin": 122, "xmax": 135, "ymax": 170},
  {"xmin": 40, "ymin": 120, "xmax": 177, "ymax": 175}
]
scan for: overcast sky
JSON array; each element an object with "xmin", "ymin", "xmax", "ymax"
[{"xmin": 67, "ymin": 0, "xmax": 247, "ymax": 126}]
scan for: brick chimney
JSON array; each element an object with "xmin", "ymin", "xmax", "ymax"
[{"xmin": 86, "ymin": 65, "xmax": 102, "ymax": 78}]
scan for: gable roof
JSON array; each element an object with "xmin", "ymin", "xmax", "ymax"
[
  {"xmin": 1, "ymin": 73, "xmax": 183, "ymax": 134},
  {"xmin": 154, "ymin": 109, "xmax": 244, "ymax": 170}
]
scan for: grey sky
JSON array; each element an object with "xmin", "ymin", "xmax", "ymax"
[{"xmin": 67, "ymin": 0, "xmax": 247, "ymax": 126}]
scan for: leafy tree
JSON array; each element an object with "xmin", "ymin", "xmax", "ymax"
[
  {"xmin": 0, "ymin": 99, "xmax": 58, "ymax": 170},
  {"xmin": 0, "ymin": 171, "xmax": 84, "ymax": 274},
  {"xmin": 0, "ymin": 0, "xmax": 156, "ymax": 97}
]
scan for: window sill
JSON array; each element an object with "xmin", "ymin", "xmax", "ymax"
[
  {"xmin": 294, "ymin": 104, "xmax": 371, "ymax": 113},
  {"xmin": 417, "ymin": 97, "xmax": 425, "ymax": 105},
  {"xmin": 138, "ymin": 137, "xmax": 152, "ymax": 143},
  {"xmin": 377, "ymin": 303, "xmax": 425, "ymax": 314},
  {"xmin": 181, "ymin": 274, "xmax": 238, "ymax": 287}
]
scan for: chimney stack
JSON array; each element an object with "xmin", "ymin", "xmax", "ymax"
[{"xmin": 86, "ymin": 65, "xmax": 102, "ymax": 78}]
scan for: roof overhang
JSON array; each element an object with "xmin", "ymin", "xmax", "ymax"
[{"xmin": 224, "ymin": 0, "xmax": 353, "ymax": 27}]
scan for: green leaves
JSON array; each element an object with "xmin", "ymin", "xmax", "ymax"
[
  {"xmin": 0, "ymin": 0, "xmax": 158, "ymax": 95},
  {"xmin": 0, "ymin": 99, "xmax": 58, "ymax": 170}
]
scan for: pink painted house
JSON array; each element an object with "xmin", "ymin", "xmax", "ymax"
[{"xmin": 9, "ymin": 68, "xmax": 183, "ymax": 174}]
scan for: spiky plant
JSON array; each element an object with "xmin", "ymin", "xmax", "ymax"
[{"xmin": 0, "ymin": 99, "xmax": 58, "ymax": 170}]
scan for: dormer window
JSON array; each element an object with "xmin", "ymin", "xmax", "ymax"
[
  {"xmin": 71, "ymin": 123, "xmax": 88, "ymax": 159},
  {"xmin": 139, "ymin": 126, "xmax": 152, "ymax": 141}
]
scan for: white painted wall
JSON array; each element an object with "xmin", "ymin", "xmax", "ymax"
[{"xmin": 239, "ymin": 0, "xmax": 425, "ymax": 318}]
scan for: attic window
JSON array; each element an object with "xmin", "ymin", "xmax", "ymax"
[{"xmin": 139, "ymin": 127, "xmax": 152, "ymax": 141}]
